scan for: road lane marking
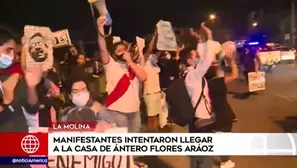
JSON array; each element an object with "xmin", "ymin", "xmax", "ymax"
[{"xmin": 272, "ymin": 93, "xmax": 294, "ymax": 102}]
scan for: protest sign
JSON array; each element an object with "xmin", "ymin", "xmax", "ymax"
[
  {"xmin": 156, "ymin": 20, "xmax": 177, "ymax": 51},
  {"xmin": 29, "ymin": 127, "xmax": 135, "ymax": 168},
  {"xmin": 112, "ymin": 36, "xmax": 121, "ymax": 44},
  {"xmin": 136, "ymin": 36, "xmax": 145, "ymax": 50},
  {"xmin": 248, "ymin": 71, "xmax": 265, "ymax": 92},
  {"xmin": 258, "ymin": 51, "xmax": 281, "ymax": 65},
  {"xmin": 48, "ymin": 155, "xmax": 130, "ymax": 168},
  {"xmin": 52, "ymin": 29, "xmax": 72, "ymax": 48},
  {"xmin": 22, "ymin": 25, "xmax": 54, "ymax": 71}
]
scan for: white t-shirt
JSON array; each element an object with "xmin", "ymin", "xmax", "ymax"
[
  {"xmin": 186, "ymin": 40, "xmax": 218, "ymax": 119},
  {"xmin": 143, "ymin": 54, "xmax": 161, "ymax": 94},
  {"xmin": 104, "ymin": 57, "xmax": 140, "ymax": 113}
]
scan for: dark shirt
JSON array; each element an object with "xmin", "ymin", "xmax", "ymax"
[
  {"xmin": 36, "ymin": 78, "xmax": 54, "ymax": 127},
  {"xmin": 158, "ymin": 58, "xmax": 180, "ymax": 89},
  {"xmin": 207, "ymin": 77, "xmax": 234, "ymax": 131},
  {"xmin": 170, "ymin": 59, "xmax": 181, "ymax": 79},
  {"xmin": 242, "ymin": 52, "xmax": 256, "ymax": 72},
  {"xmin": 0, "ymin": 75, "xmax": 39, "ymax": 132}
]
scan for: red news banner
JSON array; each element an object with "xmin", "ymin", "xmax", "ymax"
[{"xmin": 0, "ymin": 133, "xmax": 48, "ymax": 156}]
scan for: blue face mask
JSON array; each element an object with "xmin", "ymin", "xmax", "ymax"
[{"xmin": 0, "ymin": 54, "xmax": 13, "ymax": 69}]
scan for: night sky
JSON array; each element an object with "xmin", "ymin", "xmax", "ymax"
[{"xmin": 0, "ymin": 0, "xmax": 294, "ymax": 42}]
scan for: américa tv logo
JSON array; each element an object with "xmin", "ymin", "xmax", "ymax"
[{"xmin": 21, "ymin": 135, "xmax": 40, "ymax": 154}]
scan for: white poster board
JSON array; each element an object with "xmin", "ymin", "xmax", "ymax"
[
  {"xmin": 112, "ymin": 36, "xmax": 121, "ymax": 44},
  {"xmin": 22, "ymin": 25, "xmax": 54, "ymax": 71},
  {"xmin": 136, "ymin": 36, "xmax": 145, "ymax": 50},
  {"xmin": 52, "ymin": 29, "xmax": 72, "ymax": 48},
  {"xmin": 248, "ymin": 71, "xmax": 265, "ymax": 92},
  {"xmin": 156, "ymin": 20, "xmax": 177, "ymax": 51},
  {"xmin": 29, "ymin": 127, "xmax": 135, "ymax": 168},
  {"xmin": 258, "ymin": 51, "xmax": 281, "ymax": 65}
]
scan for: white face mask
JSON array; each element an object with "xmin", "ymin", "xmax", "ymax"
[
  {"xmin": 0, "ymin": 54, "xmax": 13, "ymax": 69},
  {"xmin": 72, "ymin": 91, "xmax": 90, "ymax": 107}
]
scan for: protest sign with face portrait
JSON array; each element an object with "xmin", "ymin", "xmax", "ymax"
[{"xmin": 22, "ymin": 25, "xmax": 54, "ymax": 71}]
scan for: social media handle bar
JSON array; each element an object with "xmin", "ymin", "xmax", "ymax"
[{"xmin": 0, "ymin": 156, "xmax": 48, "ymax": 165}]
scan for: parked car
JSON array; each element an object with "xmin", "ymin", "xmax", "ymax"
[{"xmin": 280, "ymin": 47, "xmax": 296, "ymax": 63}]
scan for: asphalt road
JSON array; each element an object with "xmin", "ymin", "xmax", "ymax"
[{"xmin": 143, "ymin": 63, "xmax": 297, "ymax": 168}]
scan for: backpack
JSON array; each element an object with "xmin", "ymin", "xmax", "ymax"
[
  {"xmin": 166, "ymin": 73, "xmax": 194, "ymax": 126},
  {"xmin": 166, "ymin": 71, "xmax": 216, "ymax": 127}
]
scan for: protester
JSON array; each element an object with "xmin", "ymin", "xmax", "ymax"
[
  {"xmin": 0, "ymin": 26, "xmax": 42, "ymax": 134},
  {"xmin": 97, "ymin": 16, "xmax": 147, "ymax": 131},
  {"xmin": 61, "ymin": 75, "xmax": 110, "ymax": 122},
  {"xmin": 204, "ymin": 50, "xmax": 239, "ymax": 168},
  {"xmin": 241, "ymin": 46, "xmax": 261, "ymax": 98},
  {"xmin": 97, "ymin": 16, "xmax": 148, "ymax": 168},
  {"xmin": 180, "ymin": 23, "xmax": 220, "ymax": 168},
  {"xmin": 140, "ymin": 28, "xmax": 168, "ymax": 132}
]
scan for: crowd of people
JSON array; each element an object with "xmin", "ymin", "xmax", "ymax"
[{"xmin": 0, "ymin": 14, "xmax": 262, "ymax": 168}]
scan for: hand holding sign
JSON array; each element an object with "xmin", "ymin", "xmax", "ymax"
[{"xmin": 97, "ymin": 16, "xmax": 106, "ymax": 37}]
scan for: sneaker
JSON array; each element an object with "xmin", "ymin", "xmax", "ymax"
[{"xmin": 220, "ymin": 160, "xmax": 235, "ymax": 168}]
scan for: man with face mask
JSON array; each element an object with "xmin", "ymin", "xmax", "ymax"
[
  {"xmin": 28, "ymin": 33, "xmax": 48, "ymax": 62},
  {"xmin": 0, "ymin": 26, "xmax": 41, "ymax": 135},
  {"xmin": 97, "ymin": 16, "xmax": 147, "ymax": 133}
]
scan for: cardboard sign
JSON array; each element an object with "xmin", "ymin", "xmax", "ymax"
[
  {"xmin": 22, "ymin": 25, "xmax": 54, "ymax": 71},
  {"xmin": 156, "ymin": 20, "xmax": 177, "ymax": 51},
  {"xmin": 112, "ymin": 36, "xmax": 121, "ymax": 44},
  {"xmin": 248, "ymin": 71, "xmax": 265, "ymax": 92},
  {"xmin": 48, "ymin": 155, "xmax": 131, "ymax": 168},
  {"xmin": 136, "ymin": 36, "xmax": 145, "ymax": 50},
  {"xmin": 29, "ymin": 127, "xmax": 135, "ymax": 168},
  {"xmin": 52, "ymin": 29, "xmax": 72, "ymax": 48},
  {"xmin": 258, "ymin": 51, "xmax": 281, "ymax": 65}
]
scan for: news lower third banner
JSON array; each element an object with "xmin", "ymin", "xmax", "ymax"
[
  {"xmin": 0, "ymin": 133, "xmax": 297, "ymax": 163},
  {"xmin": 48, "ymin": 133, "xmax": 297, "ymax": 156}
]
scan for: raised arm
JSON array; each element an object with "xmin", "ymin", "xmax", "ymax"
[
  {"xmin": 143, "ymin": 29, "xmax": 158, "ymax": 63},
  {"xmin": 123, "ymin": 48, "xmax": 147, "ymax": 82},
  {"xmin": 97, "ymin": 16, "xmax": 112, "ymax": 65},
  {"xmin": 193, "ymin": 23, "xmax": 216, "ymax": 78},
  {"xmin": 224, "ymin": 53, "xmax": 239, "ymax": 84},
  {"xmin": 190, "ymin": 28, "xmax": 203, "ymax": 43}
]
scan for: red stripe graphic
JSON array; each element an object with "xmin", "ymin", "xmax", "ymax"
[{"xmin": 105, "ymin": 67, "xmax": 135, "ymax": 107}]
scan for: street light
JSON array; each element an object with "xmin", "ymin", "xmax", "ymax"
[
  {"xmin": 252, "ymin": 22, "xmax": 258, "ymax": 27},
  {"xmin": 209, "ymin": 14, "xmax": 216, "ymax": 21}
]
